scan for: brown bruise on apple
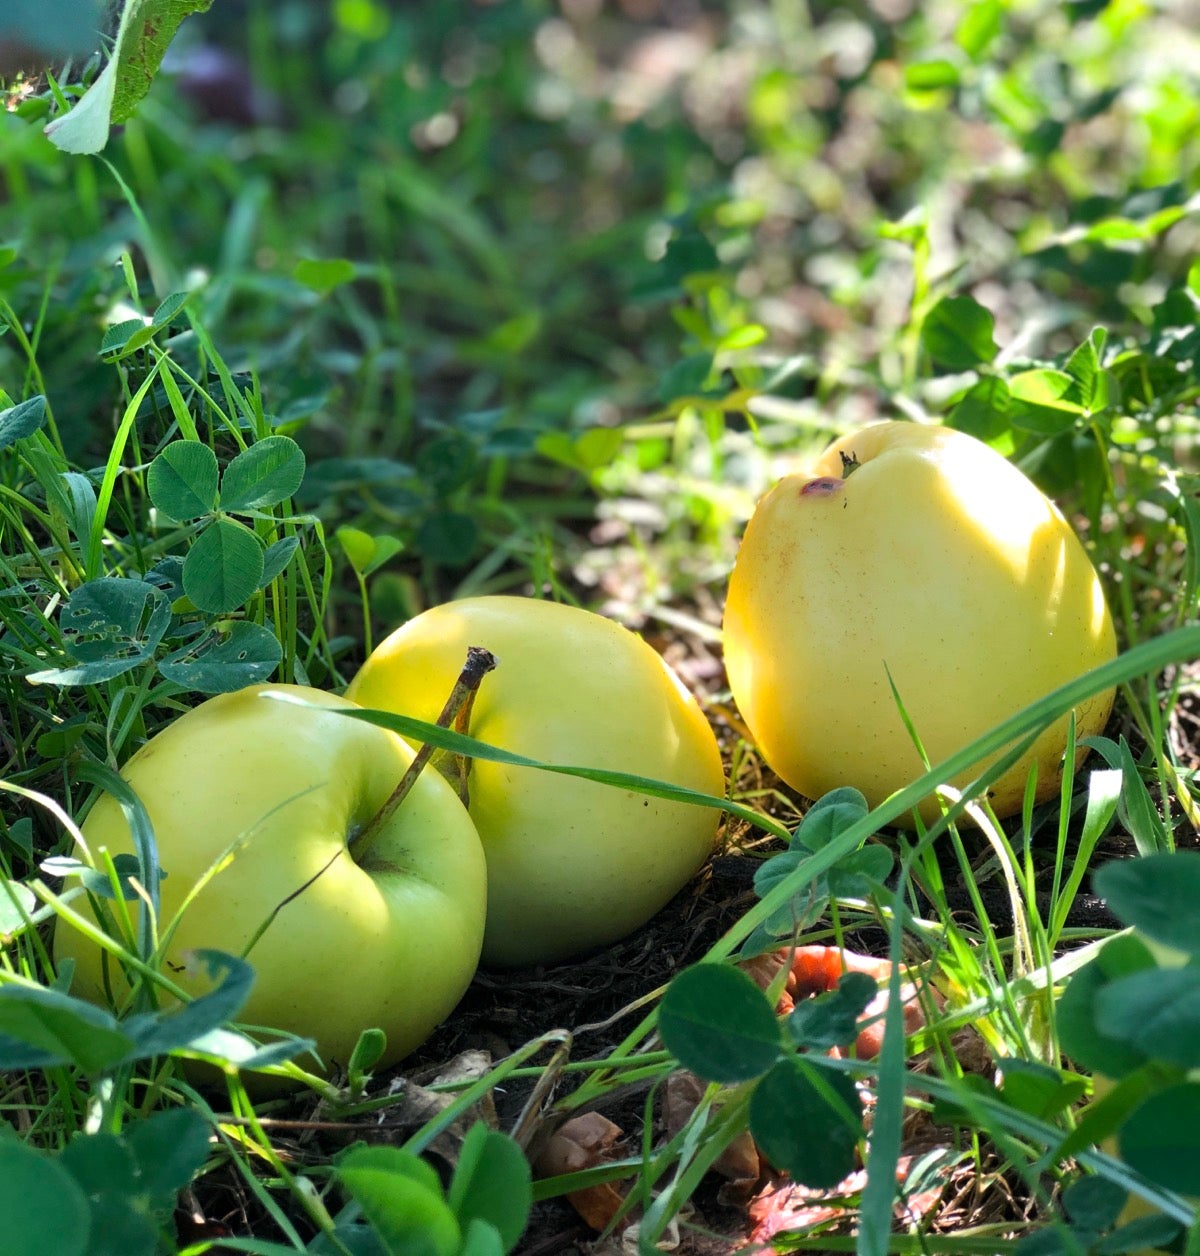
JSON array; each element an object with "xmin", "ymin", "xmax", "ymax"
[{"xmin": 799, "ymin": 476, "xmax": 845, "ymax": 498}]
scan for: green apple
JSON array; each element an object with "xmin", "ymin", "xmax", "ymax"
[
  {"xmin": 722, "ymin": 421, "xmax": 1117, "ymax": 823},
  {"xmin": 345, "ymin": 596, "xmax": 726, "ymax": 967},
  {"xmin": 53, "ymin": 684, "xmax": 487, "ymax": 1074}
]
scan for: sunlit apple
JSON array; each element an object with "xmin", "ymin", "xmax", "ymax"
[
  {"xmin": 347, "ymin": 596, "xmax": 726, "ymax": 966},
  {"xmin": 722, "ymin": 420, "xmax": 1117, "ymax": 822},
  {"xmin": 53, "ymin": 684, "xmax": 487, "ymax": 1074}
]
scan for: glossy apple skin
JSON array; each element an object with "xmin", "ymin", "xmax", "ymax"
[
  {"xmin": 346, "ymin": 596, "xmax": 726, "ymax": 967},
  {"xmin": 53, "ymin": 685, "xmax": 487, "ymax": 1073},
  {"xmin": 722, "ymin": 421, "xmax": 1117, "ymax": 823}
]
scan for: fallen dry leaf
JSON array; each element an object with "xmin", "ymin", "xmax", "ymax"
[
  {"xmin": 746, "ymin": 1155, "xmax": 945, "ymax": 1251},
  {"xmin": 662, "ymin": 1071, "xmax": 763, "ymax": 1206},
  {"xmin": 535, "ymin": 1111, "xmax": 627, "ymax": 1232}
]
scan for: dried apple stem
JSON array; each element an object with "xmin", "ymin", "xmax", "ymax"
[{"xmin": 349, "ymin": 645, "xmax": 496, "ymax": 863}]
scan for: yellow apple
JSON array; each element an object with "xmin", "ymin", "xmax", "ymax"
[
  {"xmin": 53, "ymin": 684, "xmax": 487, "ymax": 1075},
  {"xmin": 345, "ymin": 596, "xmax": 725, "ymax": 967},
  {"xmin": 722, "ymin": 421, "xmax": 1117, "ymax": 823}
]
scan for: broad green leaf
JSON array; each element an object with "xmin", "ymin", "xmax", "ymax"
[
  {"xmin": 44, "ymin": 42, "xmax": 119, "ymax": 153},
  {"xmin": 0, "ymin": 1142, "xmax": 91, "ymax": 1256},
  {"xmin": 58, "ymin": 1133, "xmax": 154, "ymax": 1256},
  {"xmin": 921, "ymin": 295, "xmax": 999, "ymax": 370},
  {"xmin": 1093, "ymin": 852, "xmax": 1200, "ymax": 952},
  {"xmin": 4, "ymin": 818, "xmax": 33, "ymax": 862},
  {"xmin": 572, "ymin": 427, "xmax": 625, "ymax": 472},
  {"xmin": 1102, "ymin": 1216, "xmax": 1187, "ymax": 1253},
  {"xmin": 786, "ymin": 971, "xmax": 876, "ymax": 1051},
  {"xmin": 1119, "ymin": 1083, "xmax": 1200, "ymax": 1195},
  {"xmin": 827, "ymin": 844, "xmax": 894, "ymax": 897},
  {"xmin": 748, "ymin": 1056, "xmax": 863, "ymax": 1188},
  {"xmin": 0, "ymin": 985, "xmax": 135, "ymax": 1073},
  {"xmin": 1057, "ymin": 936, "xmax": 1159, "ymax": 1079},
  {"xmin": 337, "ymin": 526, "xmax": 376, "ymax": 574},
  {"xmin": 949, "ymin": 375, "xmax": 1013, "ymax": 443},
  {"xmin": 28, "ymin": 578, "xmax": 170, "ymax": 685},
  {"xmin": 181, "ymin": 1025, "xmax": 314, "ymax": 1071},
  {"xmin": 0, "ymin": 396, "xmax": 47, "ymax": 449},
  {"xmin": 149, "ymin": 290, "xmax": 191, "ymax": 328},
  {"xmin": 110, "ymin": 0, "xmax": 217, "ymax": 124},
  {"xmin": 122, "ymin": 951, "xmax": 255, "ymax": 1057},
  {"xmin": 294, "ymin": 258, "xmax": 356, "ymax": 294},
  {"xmin": 158, "ymin": 620, "xmax": 282, "ymax": 692},
  {"xmin": 1096, "ymin": 968, "xmax": 1200, "ymax": 1069},
  {"xmin": 793, "ymin": 787, "xmax": 870, "ymax": 851},
  {"xmin": 336, "ymin": 1146, "xmax": 461, "ymax": 1256},
  {"xmin": 1064, "ymin": 327, "xmax": 1114, "ymax": 416},
  {"xmin": 59, "ymin": 578, "xmax": 171, "ymax": 663},
  {"xmin": 219, "ymin": 435, "xmax": 306, "ymax": 512},
  {"xmin": 996, "ymin": 1059, "xmax": 1087, "ymax": 1120},
  {"xmin": 183, "ymin": 518, "xmax": 265, "ymax": 614},
  {"xmin": 337, "ymin": 528, "xmax": 402, "ymax": 578},
  {"xmin": 752, "ymin": 849, "xmax": 829, "ymax": 936},
  {"xmin": 458, "ymin": 1219, "xmax": 506, "ymax": 1256},
  {"xmin": 98, "ymin": 318, "xmax": 149, "ymax": 358},
  {"xmin": 148, "ymin": 442, "xmax": 219, "ymax": 521},
  {"xmin": 447, "ymin": 1125, "xmax": 532, "ymax": 1254},
  {"xmin": 1060, "ymin": 1174, "xmax": 1127, "ymax": 1231},
  {"xmin": 261, "ymin": 535, "xmax": 302, "ymax": 585},
  {"xmin": 1006, "ymin": 369, "xmax": 1084, "ymax": 435},
  {"xmin": 60, "ymin": 1132, "xmax": 135, "ymax": 1195},
  {"xmin": 477, "ymin": 310, "xmax": 541, "ymax": 356},
  {"xmin": 658, "ymin": 962, "xmax": 782, "ymax": 1083}
]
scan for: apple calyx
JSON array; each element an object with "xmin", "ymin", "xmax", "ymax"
[
  {"xmin": 838, "ymin": 450, "xmax": 860, "ymax": 478},
  {"xmin": 348, "ymin": 645, "xmax": 497, "ymax": 864}
]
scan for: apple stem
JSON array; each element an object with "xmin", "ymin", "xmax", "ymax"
[{"xmin": 348, "ymin": 645, "xmax": 497, "ymax": 863}]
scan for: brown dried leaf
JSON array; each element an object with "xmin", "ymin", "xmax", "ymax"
[{"xmin": 536, "ymin": 1112, "xmax": 627, "ymax": 1232}]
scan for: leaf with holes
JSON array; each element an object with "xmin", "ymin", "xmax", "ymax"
[
  {"xmin": 157, "ymin": 620, "xmax": 282, "ymax": 692},
  {"xmin": 27, "ymin": 579, "xmax": 171, "ymax": 685},
  {"xmin": 183, "ymin": 518, "xmax": 265, "ymax": 614}
]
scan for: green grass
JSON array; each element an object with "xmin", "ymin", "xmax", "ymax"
[{"xmin": 2, "ymin": 0, "xmax": 1200, "ymax": 1252}]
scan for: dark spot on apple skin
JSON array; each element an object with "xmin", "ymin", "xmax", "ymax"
[{"xmin": 800, "ymin": 477, "xmax": 845, "ymax": 498}]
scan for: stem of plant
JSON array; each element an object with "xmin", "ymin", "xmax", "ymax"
[{"xmin": 348, "ymin": 645, "xmax": 496, "ymax": 863}]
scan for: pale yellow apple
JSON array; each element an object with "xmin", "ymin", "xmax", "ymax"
[
  {"xmin": 722, "ymin": 421, "xmax": 1117, "ymax": 823},
  {"xmin": 345, "ymin": 596, "xmax": 726, "ymax": 967},
  {"xmin": 53, "ymin": 685, "xmax": 487, "ymax": 1074}
]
